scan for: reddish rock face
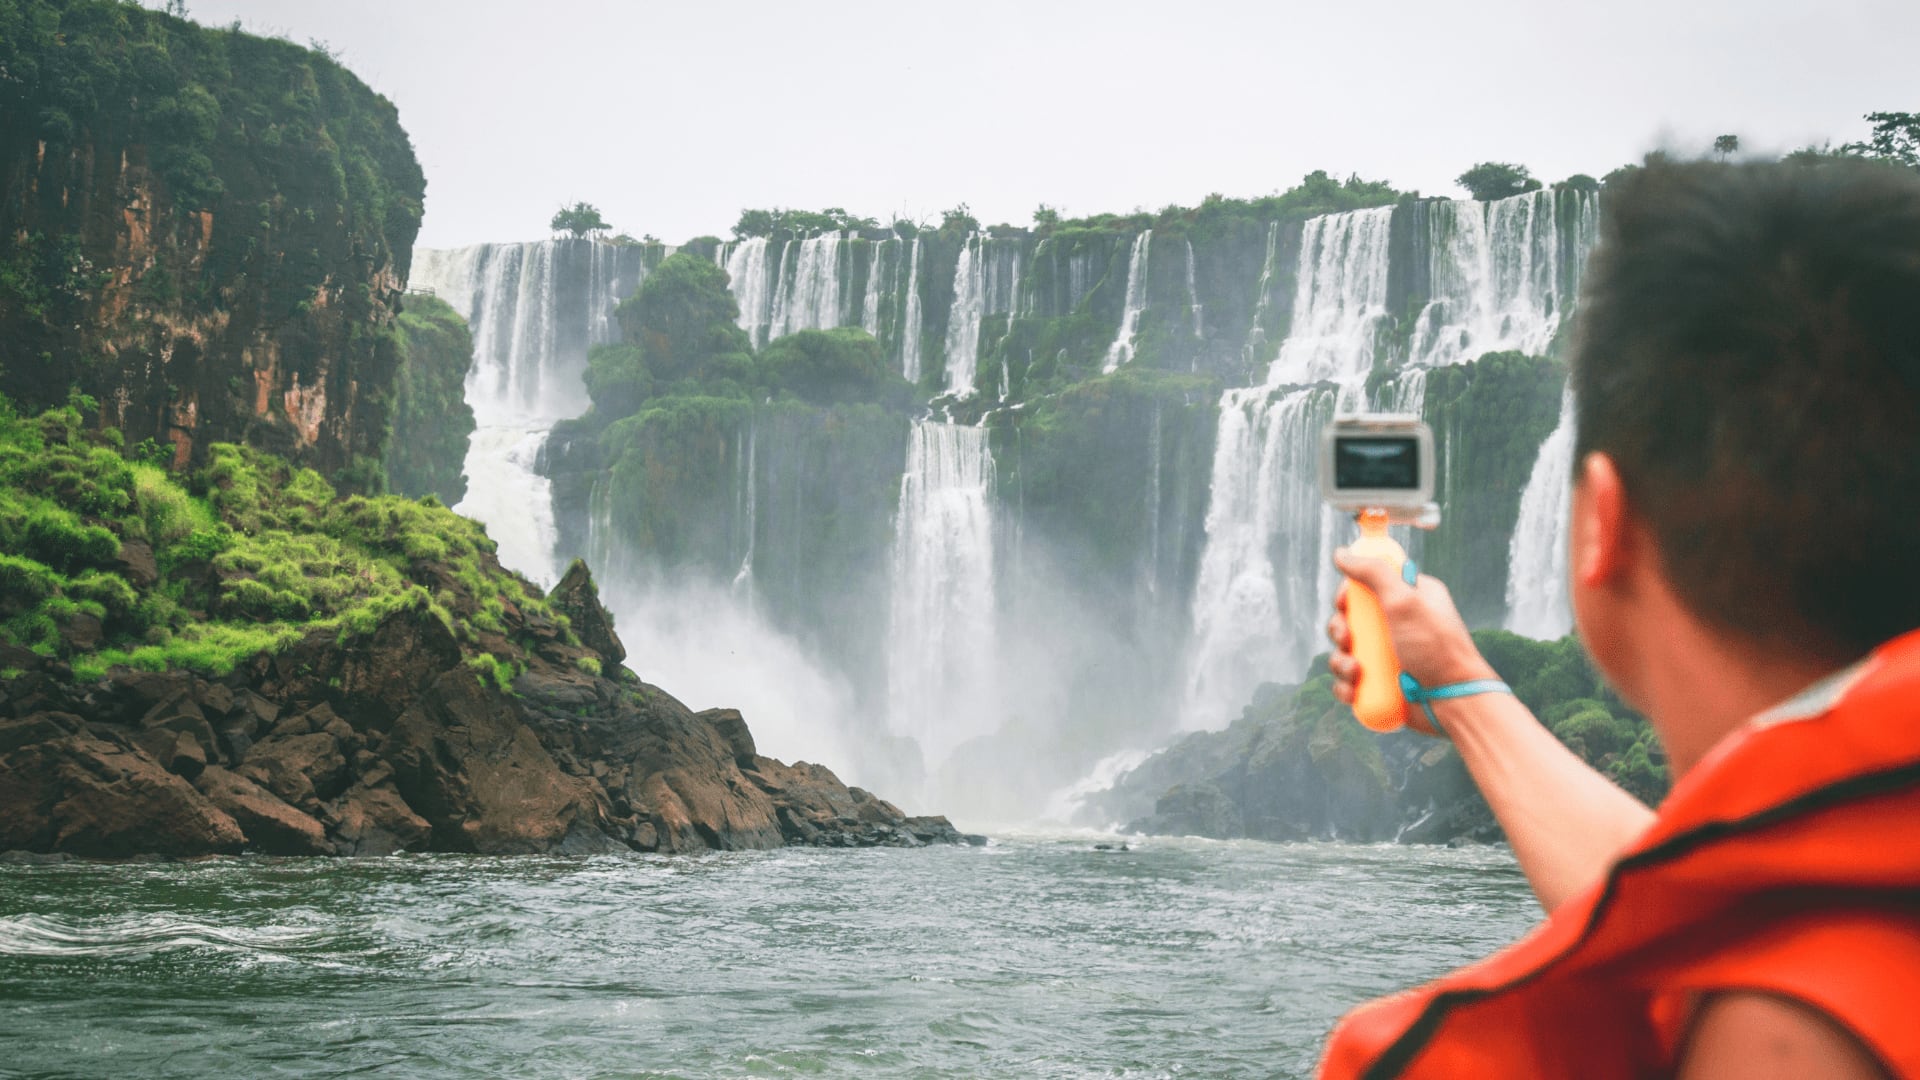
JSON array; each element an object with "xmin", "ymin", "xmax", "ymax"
[{"xmin": 0, "ymin": 16, "xmax": 425, "ymax": 487}]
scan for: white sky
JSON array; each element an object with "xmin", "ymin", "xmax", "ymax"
[{"xmin": 155, "ymin": 0, "xmax": 1916, "ymax": 249}]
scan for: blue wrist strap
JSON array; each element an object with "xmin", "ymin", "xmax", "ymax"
[{"xmin": 1398, "ymin": 672, "xmax": 1513, "ymax": 731}]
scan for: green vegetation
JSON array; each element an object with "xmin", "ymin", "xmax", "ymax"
[
  {"xmin": 1470, "ymin": 630, "xmax": 1669, "ymax": 803},
  {"xmin": 1456, "ymin": 162, "xmax": 1543, "ymax": 201},
  {"xmin": 732, "ymin": 207, "xmax": 881, "ymax": 240},
  {"xmin": 550, "ymin": 202, "xmax": 610, "ymax": 239},
  {"xmin": 385, "ymin": 294, "xmax": 475, "ymax": 504},
  {"xmin": 0, "ymin": 395, "xmax": 570, "ymax": 689},
  {"xmin": 757, "ymin": 328, "xmax": 914, "ymax": 407},
  {"xmin": 0, "ymin": 0, "xmax": 423, "ymax": 261},
  {"xmin": 1840, "ymin": 111, "xmax": 1920, "ymax": 170},
  {"xmin": 991, "ymin": 367, "xmax": 1219, "ymax": 583}
]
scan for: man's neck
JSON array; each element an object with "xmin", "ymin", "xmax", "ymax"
[{"xmin": 1642, "ymin": 613, "xmax": 1848, "ymax": 778}]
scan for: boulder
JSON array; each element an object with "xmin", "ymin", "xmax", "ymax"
[
  {"xmin": 702, "ymin": 708, "xmax": 757, "ymax": 766},
  {"xmin": 386, "ymin": 668, "xmax": 596, "ymax": 853},
  {"xmin": 549, "ymin": 559, "xmax": 625, "ymax": 666},
  {"xmin": 134, "ymin": 727, "xmax": 207, "ymax": 781},
  {"xmin": 0, "ymin": 733, "xmax": 243, "ymax": 856},
  {"xmin": 324, "ymin": 778, "xmax": 432, "ymax": 856},
  {"xmin": 238, "ymin": 731, "xmax": 348, "ymax": 812},
  {"xmin": 1131, "ymin": 781, "xmax": 1245, "ymax": 840},
  {"xmin": 195, "ymin": 766, "xmax": 331, "ymax": 855},
  {"xmin": 113, "ymin": 540, "xmax": 159, "ymax": 589}
]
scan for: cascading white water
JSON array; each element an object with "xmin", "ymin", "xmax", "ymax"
[
  {"xmin": 943, "ymin": 237, "xmax": 986, "ymax": 396},
  {"xmin": 1269, "ymin": 208, "xmax": 1395, "ymax": 386},
  {"xmin": 942, "ymin": 234, "xmax": 1023, "ymax": 397},
  {"xmin": 886, "ymin": 420, "xmax": 999, "ymax": 768},
  {"xmin": 1180, "ymin": 207, "xmax": 1394, "ymax": 729},
  {"xmin": 1102, "ymin": 230, "xmax": 1152, "ymax": 373},
  {"xmin": 860, "ymin": 237, "xmax": 898, "ymax": 340},
  {"xmin": 1409, "ymin": 189, "xmax": 1597, "ymax": 367},
  {"xmin": 717, "ymin": 238, "xmax": 777, "ymax": 349},
  {"xmin": 731, "ymin": 424, "xmax": 758, "ymax": 603},
  {"xmin": 412, "ymin": 239, "xmax": 650, "ymax": 586},
  {"xmin": 1506, "ymin": 386, "xmax": 1576, "ymax": 638},
  {"xmin": 767, "ymin": 235, "xmax": 844, "ymax": 342},
  {"xmin": 1184, "ymin": 238, "xmax": 1204, "ymax": 341},
  {"xmin": 901, "ymin": 238, "xmax": 925, "ymax": 382}
]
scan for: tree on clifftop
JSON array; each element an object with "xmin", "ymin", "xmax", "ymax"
[
  {"xmin": 550, "ymin": 202, "xmax": 609, "ymax": 239},
  {"xmin": 1456, "ymin": 162, "xmax": 1543, "ymax": 201},
  {"xmin": 1842, "ymin": 112, "xmax": 1920, "ymax": 170}
]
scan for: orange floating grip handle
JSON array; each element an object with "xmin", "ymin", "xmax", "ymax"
[{"xmin": 1342, "ymin": 510, "xmax": 1409, "ymax": 733}]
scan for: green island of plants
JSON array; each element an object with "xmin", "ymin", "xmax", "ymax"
[{"xmin": 0, "ymin": 392, "xmax": 569, "ymax": 688}]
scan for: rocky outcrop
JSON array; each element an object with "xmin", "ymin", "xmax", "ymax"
[
  {"xmin": 0, "ymin": 562, "xmax": 977, "ymax": 859},
  {"xmin": 0, "ymin": 2, "xmax": 425, "ymax": 484}
]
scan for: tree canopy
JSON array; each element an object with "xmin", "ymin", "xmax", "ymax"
[
  {"xmin": 730, "ymin": 207, "xmax": 879, "ymax": 240},
  {"xmin": 550, "ymin": 202, "xmax": 609, "ymax": 239},
  {"xmin": 1842, "ymin": 111, "xmax": 1920, "ymax": 170},
  {"xmin": 1456, "ymin": 162, "xmax": 1543, "ymax": 201}
]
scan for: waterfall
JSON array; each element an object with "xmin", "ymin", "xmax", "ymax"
[
  {"xmin": 731, "ymin": 423, "xmax": 758, "ymax": 603},
  {"xmin": 412, "ymin": 239, "xmax": 653, "ymax": 586},
  {"xmin": 1102, "ymin": 230, "xmax": 1152, "ymax": 373},
  {"xmin": 1506, "ymin": 386, "xmax": 1576, "ymax": 638},
  {"xmin": 901, "ymin": 238, "xmax": 925, "ymax": 382},
  {"xmin": 1184, "ymin": 238, "xmax": 1204, "ymax": 340},
  {"xmin": 1268, "ymin": 207, "xmax": 1395, "ymax": 386},
  {"xmin": 860, "ymin": 237, "xmax": 897, "ymax": 339},
  {"xmin": 886, "ymin": 420, "xmax": 998, "ymax": 767},
  {"xmin": 1243, "ymin": 222, "xmax": 1282, "ymax": 365},
  {"xmin": 943, "ymin": 236, "xmax": 986, "ymax": 396},
  {"xmin": 1409, "ymin": 189, "xmax": 1598, "ymax": 368},
  {"xmin": 942, "ymin": 234, "xmax": 1023, "ymax": 397},
  {"xmin": 767, "ymin": 235, "xmax": 845, "ymax": 342},
  {"xmin": 717, "ymin": 238, "xmax": 777, "ymax": 349},
  {"xmin": 1180, "ymin": 206, "xmax": 1395, "ymax": 728}
]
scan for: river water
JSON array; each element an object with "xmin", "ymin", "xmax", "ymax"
[{"xmin": 0, "ymin": 835, "xmax": 1535, "ymax": 1079}]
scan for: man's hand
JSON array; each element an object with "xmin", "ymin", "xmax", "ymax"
[{"xmin": 1325, "ymin": 548, "xmax": 1498, "ymax": 721}]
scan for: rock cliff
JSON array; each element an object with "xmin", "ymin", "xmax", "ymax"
[{"xmin": 0, "ymin": 1, "xmax": 425, "ymax": 486}]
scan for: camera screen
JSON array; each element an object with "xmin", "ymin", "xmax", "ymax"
[{"xmin": 1334, "ymin": 436, "xmax": 1421, "ymax": 490}]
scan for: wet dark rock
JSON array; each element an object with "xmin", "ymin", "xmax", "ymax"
[
  {"xmin": 0, "ymin": 732, "xmax": 243, "ymax": 857},
  {"xmin": 195, "ymin": 766, "xmax": 331, "ymax": 855}
]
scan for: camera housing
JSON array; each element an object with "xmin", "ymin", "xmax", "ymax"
[{"xmin": 1321, "ymin": 413, "xmax": 1440, "ymax": 527}]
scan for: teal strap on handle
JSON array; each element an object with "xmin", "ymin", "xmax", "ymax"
[{"xmin": 1398, "ymin": 672, "xmax": 1513, "ymax": 731}]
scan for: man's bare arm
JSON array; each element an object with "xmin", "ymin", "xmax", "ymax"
[
  {"xmin": 1679, "ymin": 993, "xmax": 1888, "ymax": 1080},
  {"xmin": 1328, "ymin": 551, "xmax": 1654, "ymax": 912}
]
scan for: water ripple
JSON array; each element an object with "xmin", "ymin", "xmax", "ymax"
[{"xmin": 0, "ymin": 913, "xmax": 327, "ymax": 959}]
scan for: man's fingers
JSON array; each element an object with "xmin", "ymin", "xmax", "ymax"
[
  {"xmin": 1334, "ymin": 548, "xmax": 1407, "ymax": 599},
  {"xmin": 1327, "ymin": 612, "xmax": 1351, "ymax": 650}
]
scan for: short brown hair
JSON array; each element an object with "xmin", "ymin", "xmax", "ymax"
[{"xmin": 1572, "ymin": 159, "xmax": 1920, "ymax": 662}]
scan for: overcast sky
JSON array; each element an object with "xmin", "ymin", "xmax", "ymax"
[{"xmin": 151, "ymin": 0, "xmax": 1915, "ymax": 251}]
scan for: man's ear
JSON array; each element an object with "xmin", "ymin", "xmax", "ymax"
[{"xmin": 1573, "ymin": 452, "xmax": 1631, "ymax": 588}]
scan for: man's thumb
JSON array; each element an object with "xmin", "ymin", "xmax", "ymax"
[{"xmin": 1335, "ymin": 548, "xmax": 1403, "ymax": 596}]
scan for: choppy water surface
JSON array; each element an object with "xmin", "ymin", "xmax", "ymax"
[{"xmin": 0, "ymin": 835, "xmax": 1534, "ymax": 1078}]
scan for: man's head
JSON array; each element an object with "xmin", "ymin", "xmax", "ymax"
[{"xmin": 1569, "ymin": 159, "xmax": 1920, "ymax": 684}]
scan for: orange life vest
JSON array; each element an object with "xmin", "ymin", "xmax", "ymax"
[{"xmin": 1318, "ymin": 628, "xmax": 1920, "ymax": 1079}]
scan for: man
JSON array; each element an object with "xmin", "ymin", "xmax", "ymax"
[{"xmin": 1318, "ymin": 159, "xmax": 1920, "ymax": 1078}]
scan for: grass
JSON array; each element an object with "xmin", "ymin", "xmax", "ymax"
[{"xmin": 0, "ymin": 396, "xmax": 576, "ymax": 684}]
